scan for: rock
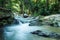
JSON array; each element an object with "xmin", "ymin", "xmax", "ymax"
[
  {"xmin": 49, "ymin": 23, "xmax": 54, "ymax": 26},
  {"xmin": 31, "ymin": 30, "xmax": 42, "ymax": 34},
  {"xmin": 38, "ymin": 32, "xmax": 49, "ymax": 37},
  {"xmin": 31, "ymin": 31, "xmax": 39, "ymax": 34},
  {"xmin": 31, "ymin": 30, "xmax": 49, "ymax": 37},
  {"xmin": 13, "ymin": 19, "xmax": 19, "ymax": 24},
  {"xmin": 38, "ymin": 32, "xmax": 44, "ymax": 36},
  {"xmin": 49, "ymin": 32, "xmax": 60, "ymax": 38},
  {"xmin": 31, "ymin": 32, "xmax": 38, "ymax": 34},
  {"xmin": 43, "ymin": 14, "xmax": 60, "ymax": 27},
  {"xmin": 36, "ymin": 30, "xmax": 42, "ymax": 32},
  {"xmin": 23, "ymin": 14, "xmax": 28, "ymax": 18},
  {"xmin": 31, "ymin": 30, "xmax": 60, "ymax": 39},
  {"xmin": 0, "ymin": 8, "xmax": 14, "ymax": 28},
  {"xmin": 56, "ymin": 35, "xmax": 60, "ymax": 39}
]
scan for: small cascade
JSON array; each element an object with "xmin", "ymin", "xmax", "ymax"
[
  {"xmin": 18, "ymin": 20, "xmax": 23, "ymax": 24},
  {"xmin": 13, "ymin": 13, "xmax": 23, "ymax": 25}
]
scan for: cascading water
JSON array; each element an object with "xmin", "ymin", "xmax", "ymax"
[{"xmin": 13, "ymin": 13, "xmax": 23, "ymax": 24}]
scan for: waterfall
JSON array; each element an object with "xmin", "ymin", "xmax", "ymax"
[
  {"xmin": 18, "ymin": 20, "xmax": 23, "ymax": 24},
  {"xmin": 13, "ymin": 13, "xmax": 32, "ymax": 25},
  {"xmin": 13, "ymin": 13, "xmax": 23, "ymax": 24}
]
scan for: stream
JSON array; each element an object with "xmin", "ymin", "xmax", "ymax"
[{"xmin": 0, "ymin": 14, "xmax": 60, "ymax": 40}]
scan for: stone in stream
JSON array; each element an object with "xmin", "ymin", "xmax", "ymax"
[
  {"xmin": 23, "ymin": 13, "xmax": 28, "ymax": 18},
  {"xmin": 13, "ymin": 19, "xmax": 19, "ymax": 24},
  {"xmin": 38, "ymin": 32, "xmax": 49, "ymax": 37},
  {"xmin": 31, "ymin": 30, "xmax": 49, "ymax": 37},
  {"xmin": 31, "ymin": 30, "xmax": 60, "ymax": 39},
  {"xmin": 31, "ymin": 30, "xmax": 42, "ymax": 34},
  {"xmin": 49, "ymin": 32, "xmax": 60, "ymax": 38}
]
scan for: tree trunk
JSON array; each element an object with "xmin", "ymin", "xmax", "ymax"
[{"xmin": 46, "ymin": 0, "xmax": 49, "ymax": 10}]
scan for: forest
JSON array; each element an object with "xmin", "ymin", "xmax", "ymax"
[{"xmin": 0, "ymin": 0, "xmax": 60, "ymax": 16}]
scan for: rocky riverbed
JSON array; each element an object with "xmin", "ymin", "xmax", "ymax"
[{"xmin": 0, "ymin": 14, "xmax": 60, "ymax": 40}]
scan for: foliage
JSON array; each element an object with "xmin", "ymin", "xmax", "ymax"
[{"xmin": 0, "ymin": 0, "xmax": 60, "ymax": 16}]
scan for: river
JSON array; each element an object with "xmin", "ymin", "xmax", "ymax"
[{"xmin": 0, "ymin": 14, "xmax": 60, "ymax": 40}]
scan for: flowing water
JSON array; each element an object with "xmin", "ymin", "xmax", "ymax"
[{"xmin": 0, "ymin": 14, "xmax": 60, "ymax": 40}]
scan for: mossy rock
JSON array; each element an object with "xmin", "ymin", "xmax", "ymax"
[{"xmin": 0, "ymin": 8, "xmax": 14, "ymax": 28}]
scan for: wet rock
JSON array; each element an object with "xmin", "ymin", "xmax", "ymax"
[
  {"xmin": 31, "ymin": 30, "xmax": 49, "ymax": 37},
  {"xmin": 31, "ymin": 30, "xmax": 42, "ymax": 34},
  {"xmin": 49, "ymin": 22, "xmax": 59, "ymax": 27},
  {"xmin": 36, "ymin": 30, "xmax": 42, "ymax": 32},
  {"xmin": 0, "ymin": 8, "xmax": 14, "ymax": 28},
  {"xmin": 38, "ymin": 32, "xmax": 49, "ymax": 37},
  {"xmin": 49, "ymin": 23, "xmax": 54, "ymax": 26},
  {"xmin": 31, "ymin": 30, "xmax": 60, "ymax": 39},
  {"xmin": 49, "ymin": 32, "xmax": 60, "ymax": 38},
  {"xmin": 0, "ymin": 17, "xmax": 15, "ymax": 28},
  {"xmin": 23, "ymin": 14, "xmax": 28, "ymax": 18},
  {"xmin": 43, "ymin": 14, "xmax": 60, "ymax": 27},
  {"xmin": 13, "ymin": 19, "xmax": 19, "ymax": 24}
]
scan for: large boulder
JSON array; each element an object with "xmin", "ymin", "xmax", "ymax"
[
  {"xmin": 43, "ymin": 14, "xmax": 60, "ymax": 27},
  {"xmin": 0, "ymin": 8, "xmax": 16, "ymax": 28},
  {"xmin": 31, "ymin": 30, "xmax": 60, "ymax": 39}
]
